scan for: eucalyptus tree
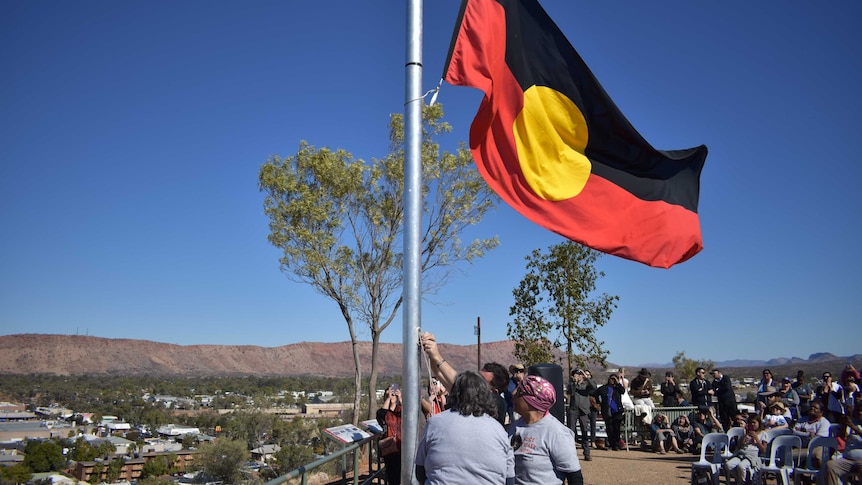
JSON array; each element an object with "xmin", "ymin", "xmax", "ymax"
[
  {"xmin": 672, "ymin": 351, "xmax": 715, "ymax": 383},
  {"xmin": 508, "ymin": 241, "xmax": 618, "ymax": 374},
  {"xmin": 0, "ymin": 463, "xmax": 31, "ymax": 485},
  {"xmin": 23, "ymin": 440, "xmax": 65, "ymax": 473},
  {"xmin": 196, "ymin": 439, "xmax": 248, "ymax": 485},
  {"xmin": 259, "ymin": 104, "xmax": 498, "ymax": 420}
]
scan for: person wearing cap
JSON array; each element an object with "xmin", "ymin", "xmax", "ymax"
[
  {"xmin": 791, "ymin": 369, "xmax": 813, "ymax": 416},
  {"xmin": 566, "ymin": 369, "xmax": 595, "ymax": 461},
  {"xmin": 510, "ymin": 375, "xmax": 584, "ymax": 485},
  {"xmin": 415, "ymin": 371, "xmax": 514, "ymax": 485},
  {"xmin": 778, "ymin": 376, "xmax": 800, "ymax": 423}
]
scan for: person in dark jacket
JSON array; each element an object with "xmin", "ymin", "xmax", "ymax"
[
  {"xmin": 711, "ymin": 369, "xmax": 738, "ymax": 431},
  {"xmin": 567, "ymin": 369, "xmax": 596, "ymax": 461},
  {"xmin": 690, "ymin": 367, "xmax": 712, "ymax": 411},
  {"xmin": 660, "ymin": 371, "xmax": 681, "ymax": 408},
  {"xmin": 595, "ymin": 375, "xmax": 626, "ymax": 451}
]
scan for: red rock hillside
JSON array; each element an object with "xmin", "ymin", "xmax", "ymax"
[{"xmin": 0, "ymin": 334, "xmax": 583, "ymax": 377}]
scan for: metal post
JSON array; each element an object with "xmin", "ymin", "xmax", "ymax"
[
  {"xmin": 402, "ymin": 0, "xmax": 423, "ymax": 483},
  {"xmin": 476, "ymin": 317, "xmax": 481, "ymax": 372}
]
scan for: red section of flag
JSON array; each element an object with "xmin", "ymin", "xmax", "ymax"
[{"xmin": 445, "ymin": 0, "xmax": 705, "ymax": 268}]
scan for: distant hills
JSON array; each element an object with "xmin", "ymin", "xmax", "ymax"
[
  {"xmin": 0, "ymin": 334, "xmax": 548, "ymax": 377},
  {"xmin": 643, "ymin": 352, "xmax": 861, "ymax": 370},
  {"xmin": 0, "ymin": 334, "xmax": 858, "ymax": 378}
]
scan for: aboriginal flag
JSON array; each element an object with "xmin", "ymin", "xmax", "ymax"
[{"xmin": 444, "ymin": 0, "xmax": 707, "ymax": 268}]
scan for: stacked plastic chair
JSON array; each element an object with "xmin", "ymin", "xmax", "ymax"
[{"xmin": 691, "ymin": 432, "xmax": 729, "ymax": 485}]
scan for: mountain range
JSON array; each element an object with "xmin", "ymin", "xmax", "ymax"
[{"xmin": 0, "ymin": 334, "xmax": 858, "ymax": 377}]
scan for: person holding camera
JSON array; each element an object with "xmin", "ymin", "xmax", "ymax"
[
  {"xmin": 567, "ymin": 369, "xmax": 595, "ymax": 461},
  {"xmin": 660, "ymin": 372, "xmax": 680, "ymax": 408},
  {"xmin": 629, "ymin": 368, "xmax": 655, "ymax": 424},
  {"xmin": 816, "ymin": 371, "xmax": 844, "ymax": 421},
  {"xmin": 377, "ymin": 384, "xmax": 403, "ymax": 484},
  {"xmin": 422, "ymin": 377, "xmax": 447, "ymax": 418}
]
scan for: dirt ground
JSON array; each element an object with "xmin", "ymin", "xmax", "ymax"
[{"xmin": 579, "ymin": 445, "xmax": 698, "ymax": 485}]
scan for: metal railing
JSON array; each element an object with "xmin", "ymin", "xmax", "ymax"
[
  {"xmin": 263, "ymin": 435, "xmax": 385, "ymax": 485},
  {"xmin": 624, "ymin": 406, "xmax": 698, "ymax": 447}
]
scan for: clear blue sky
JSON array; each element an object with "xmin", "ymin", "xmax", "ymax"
[{"xmin": 2, "ymin": 1, "xmax": 859, "ymax": 367}]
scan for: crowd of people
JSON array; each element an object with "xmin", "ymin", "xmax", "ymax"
[
  {"xmin": 376, "ymin": 333, "xmax": 861, "ymax": 485},
  {"xmin": 407, "ymin": 332, "xmax": 583, "ymax": 485}
]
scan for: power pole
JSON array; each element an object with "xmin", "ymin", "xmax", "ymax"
[{"xmin": 475, "ymin": 316, "xmax": 481, "ymax": 372}]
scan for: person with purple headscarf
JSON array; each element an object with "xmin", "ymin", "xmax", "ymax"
[{"xmin": 509, "ymin": 375, "xmax": 584, "ymax": 485}]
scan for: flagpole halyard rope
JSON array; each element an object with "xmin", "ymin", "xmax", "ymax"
[{"xmin": 406, "ymin": 80, "xmax": 443, "ymax": 107}]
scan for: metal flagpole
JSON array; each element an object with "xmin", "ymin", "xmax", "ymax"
[{"xmin": 401, "ymin": 0, "xmax": 422, "ymax": 483}]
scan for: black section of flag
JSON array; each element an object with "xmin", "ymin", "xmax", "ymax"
[{"xmin": 500, "ymin": 0, "xmax": 706, "ymax": 212}]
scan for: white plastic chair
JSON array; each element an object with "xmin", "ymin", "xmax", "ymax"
[
  {"xmin": 765, "ymin": 428, "xmax": 793, "ymax": 441},
  {"xmin": 725, "ymin": 427, "xmax": 746, "ymax": 459},
  {"xmin": 762, "ymin": 428, "xmax": 793, "ymax": 462},
  {"xmin": 755, "ymin": 434, "xmax": 802, "ymax": 485},
  {"xmin": 691, "ymin": 432, "xmax": 729, "ymax": 485},
  {"xmin": 791, "ymin": 435, "xmax": 838, "ymax": 485}
]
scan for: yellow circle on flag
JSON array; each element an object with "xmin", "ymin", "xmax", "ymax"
[{"xmin": 514, "ymin": 85, "xmax": 591, "ymax": 201}]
